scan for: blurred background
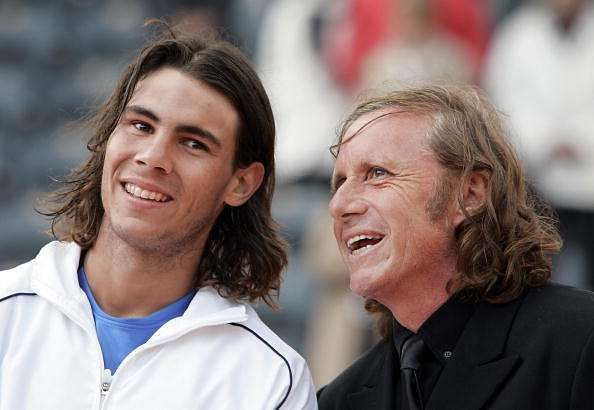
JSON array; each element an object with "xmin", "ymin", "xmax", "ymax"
[{"xmin": 1, "ymin": 0, "xmax": 593, "ymax": 388}]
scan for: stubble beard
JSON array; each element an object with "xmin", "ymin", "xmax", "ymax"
[{"xmin": 101, "ymin": 208, "xmax": 220, "ymax": 260}]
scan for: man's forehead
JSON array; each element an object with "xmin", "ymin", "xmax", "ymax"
[{"xmin": 340, "ymin": 109, "xmax": 431, "ymax": 151}]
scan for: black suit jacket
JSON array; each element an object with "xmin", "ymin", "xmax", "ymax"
[{"xmin": 317, "ymin": 283, "xmax": 594, "ymax": 410}]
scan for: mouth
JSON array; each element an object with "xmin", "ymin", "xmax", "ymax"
[
  {"xmin": 346, "ymin": 234, "xmax": 385, "ymax": 256},
  {"xmin": 122, "ymin": 182, "xmax": 173, "ymax": 203}
]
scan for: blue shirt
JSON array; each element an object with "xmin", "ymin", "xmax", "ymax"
[{"xmin": 78, "ymin": 266, "xmax": 195, "ymax": 372}]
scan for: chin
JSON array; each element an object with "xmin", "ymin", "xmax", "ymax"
[
  {"xmin": 116, "ymin": 230, "xmax": 168, "ymax": 252},
  {"xmin": 115, "ymin": 223, "xmax": 159, "ymax": 241},
  {"xmin": 349, "ymin": 269, "xmax": 381, "ymax": 299},
  {"xmin": 106, "ymin": 217, "xmax": 167, "ymax": 249},
  {"xmin": 349, "ymin": 266, "xmax": 402, "ymax": 306}
]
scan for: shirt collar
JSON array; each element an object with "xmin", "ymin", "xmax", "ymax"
[
  {"xmin": 392, "ymin": 319, "xmax": 413, "ymax": 359},
  {"xmin": 393, "ymin": 293, "xmax": 477, "ymax": 364}
]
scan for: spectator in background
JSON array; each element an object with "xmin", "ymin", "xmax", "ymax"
[
  {"xmin": 484, "ymin": 0, "xmax": 594, "ymax": 289},
  {"xmin": 358, "ymin": 0, "xmax": 472, "ymax": 92},
  {"xmin": 0, "ymin": 27, "xmax": 316, "ymax": 409},
  {"xmin": 256, "ymin": 0, "xmax": 346, "ymax": 183},
  {"xmin": 323, "ymin": 0, "xmax": 490, "ymax": 92}
]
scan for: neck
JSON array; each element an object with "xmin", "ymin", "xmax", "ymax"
[
  {"xmin": 382, "ymin": 263, "xmax": 457, "ymax": 333},
  {"xmin": 84, "ymin": 223, "xmax": 203, "ymax": 317}
]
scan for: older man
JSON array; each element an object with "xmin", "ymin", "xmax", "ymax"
[{"xmin": 317, "ymin": 85, "xmax": 594, "ymax": 409}]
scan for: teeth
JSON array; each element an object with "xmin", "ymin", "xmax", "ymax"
[
  {"xmin": 124, "ymin": 182, "xmax": 170, "ymax": 202},
  {"xmin": 346, "ymin": 234, "xmax": 380, "ymax": 248},
  {"xmin": 352, "ymin": 244, "xmax": 375, "ymax": 255},
  {"xmin": 345, "ymin": 234, "xmax": 383, "ymax": 255}
]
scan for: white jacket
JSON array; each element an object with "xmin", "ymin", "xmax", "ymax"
[{"xmin": 0, "ymin": 241, "xmax": 317, "ymax": 410}]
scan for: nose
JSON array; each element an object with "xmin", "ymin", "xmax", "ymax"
[
  {"xmin": 134, "ymin": 132, "xmax": 173, "ymax": 174},
  {"xmin": 329, "ymin": 179, "xmax": 368, "ymax": 221}
]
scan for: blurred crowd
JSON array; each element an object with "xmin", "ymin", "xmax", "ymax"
[{"xmin": 1, "ymin": 0, "xmax": 593, "ymax": 388}]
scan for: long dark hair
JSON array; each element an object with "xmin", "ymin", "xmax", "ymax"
[{"xmin": 40, "ymin": 25, "xmax": 287, "ymax": 307}]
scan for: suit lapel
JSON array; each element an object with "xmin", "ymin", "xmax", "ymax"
[
  {"xmin": 347, "ymin": 340, "xmax": 397, "ymax": 410},
  {"xmin": 426, "ymin": 296, "xmax": 524, "ymax": 410}
]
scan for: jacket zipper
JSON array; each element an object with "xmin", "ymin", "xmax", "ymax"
[
  {"xmin": 34, "ymin": 282, "xmax": 247, "ymax": 409},
  {"xmin": 96, "ymin": 313, "xmax": 246, "ymax": 409},
  {"xmin": 100, "ymin": 369, "xmax": 113, "ymax": 409}
]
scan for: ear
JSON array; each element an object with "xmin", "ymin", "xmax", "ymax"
[
  {"xmin": 451, "ymin": 170, "xmax": 490, "ymax": 228},
  {"xmin": 223, "ymin": 162, "xmax": 265, "ymax": 207}
]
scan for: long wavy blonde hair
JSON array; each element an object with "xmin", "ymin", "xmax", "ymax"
[{"xmin": 333, "ymin": 84, "xmax": 562, "ymax": 338}]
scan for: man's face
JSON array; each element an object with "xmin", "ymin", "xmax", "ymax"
[
  {"xmin": 329, "ymin": 110, "xmax": 458, "ymax": 302},
  {"xmin": 100, "ymin": 67, "xmax": 242, "ymax": 254}
]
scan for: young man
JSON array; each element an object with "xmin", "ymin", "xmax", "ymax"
[
  {"xmin": 317, "ymin": 85, "xmax": 594, "ymax": 409},
  {"xmin": 0, "ymin": 30, "xmax": 316, "ymax": 409}
]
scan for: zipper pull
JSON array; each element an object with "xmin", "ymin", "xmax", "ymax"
[{"xmin": 101, "ymin": 368, "xmax": 113, "ymax": 394}]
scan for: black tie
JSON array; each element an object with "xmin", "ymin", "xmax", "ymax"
[{"xmin": 400, "ymin": 334, "xmax": 425, "ymax": 410}]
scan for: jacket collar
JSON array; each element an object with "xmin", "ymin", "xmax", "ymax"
[
  {"xmin": 344, "ymin": 341, "xmax": 395, "ymax": 410},
  {"xmin": 142, "ymin": 286, "xmax": 248, "ymax": 347},
  {"xmin": 344, "ymin": 294, "xmax": 525, "ymax": 410},
  {"xmin": 29, "ymin": 241, "xmax": 248, "ymax": 337},
  {"xmin": 426, "ymin": 296, "xmax": 524, "ymax": 409},
  {"xmin": 29, "ymin": 241, "xmax": 89, "ymax": 329},
  {"xmin": 30, "ymin": 241, "xmax": 84, "ymax": 302}
]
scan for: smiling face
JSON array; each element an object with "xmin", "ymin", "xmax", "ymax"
[
  {"xmin": 329, "ymin": 109, "xmax": 459, "ymax": 304},
  {"xmin": 99, "ymin": 67, "xmax": 258, "ymax": 255}
]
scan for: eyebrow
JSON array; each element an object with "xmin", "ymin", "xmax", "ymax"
[{"xmin": 125, "ymin": 105, "xmax": 222, "ymax": 148}]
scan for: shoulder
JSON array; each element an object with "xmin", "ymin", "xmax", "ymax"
[
  {"xmin": 230, "ymin": 306, "xmax": 307, "ymax": 368},
  {"xmin": 230, "ymin": 306, "xmax": 311, "ymax": 378},
  {"xmin": 0, "ymin": 256, "xmax": 38, "ymax": 341},
  {"xmin": 185, "ymin": 288, "xmax": 316, "ymax": 408},
  {"xmin": 514, "ymin": 283, "xmax": 594, "ymax": 403},
  {"xmin": 317, "ymin": 340, "xmax": 390, "ymax": 408},
  {"xmin": 0, "ymin": 257, "xmax": 36, "ymax": 302},
  {"xmin": 508, "ymin": 282, "xmax": 594, "ymax": 353},
  {"xmin": 520, "ymin": 282, "xmax": 594, "ymax": 323},
  {"xmin": 229, "ymin": 306, "xmax": 316, "ymax": 409},
  {"xmin": 0, "ymin": 241, "xmax": 79, "ymax": 303}
]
